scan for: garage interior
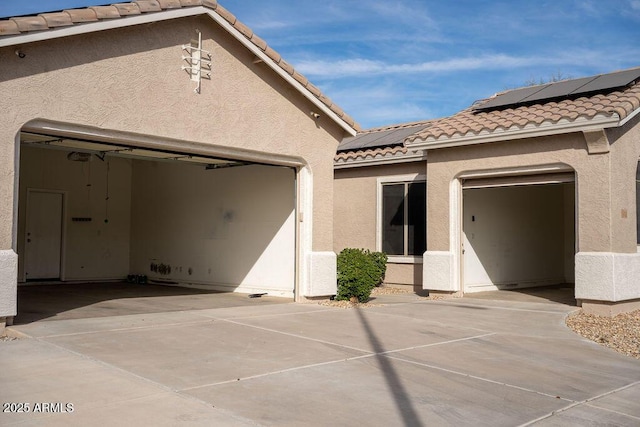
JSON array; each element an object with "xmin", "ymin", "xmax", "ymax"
[
  {"xmin": 462, "ymin": 178, "xmax": 576, "ymax": 304},
  {"xmin": 15, "ymin": 132, "xmax": 296, "ymax": 322}
]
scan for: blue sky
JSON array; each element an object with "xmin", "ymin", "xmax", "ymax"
[{"xmin": 1, "ymin": 1, "xmax": 640, "ymax": 129}]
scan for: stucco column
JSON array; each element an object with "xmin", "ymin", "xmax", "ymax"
[
  {"xmin": 575, "ymin": 123, "xmax": 640, "ymax": 310},
  {"xmin": 0, "ymin": 128, "xmax": 19, "ymax": 318}
]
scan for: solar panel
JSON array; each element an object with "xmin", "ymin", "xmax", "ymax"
[
  {"xmin": 338, "ymin": 124, "xmax": 431, "ymax": 152},
  {"xmin": 473, "ymin": 66, "xmax": 640, "ymax": 112},
  {"xmin": 572, "ymin": 67, "xmax": 640, "ymax": 94},
  {"xmin": 519, "ymin": 76, "xmax": 594, "ymax": 103},
  {"xmin": 473, "ymin": 84, "xmax": 551, "ymax": 111}
]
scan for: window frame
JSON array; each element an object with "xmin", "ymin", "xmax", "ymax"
[{"xmin": 376, "ymin": 173, "xmax": 426, "ymax": 263}]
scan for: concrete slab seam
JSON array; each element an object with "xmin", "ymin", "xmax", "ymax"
[
  {"xmin": 179, "ymin": 353, "xmax": 376, "ymax": 391},
  {"xmin": 517, "ymin": 380, "xmax": 640, "ymax": 426},
  {"xmin": 220, "ymin": 318, "xmax": 374, "ymax": 354},
  {"xmin": 584, "ymin": 403, "xmax": 640, "ymax": 422},
  {"xmin": 29, "ymin": 336, "xmax": 228, "ymax": 414},
  {"xmin": 431, "ymin": 300, "xmax": 572, "ymax": 315},
  {"xmin": 384, "ymin": 354, "xmax": 577, "ymax": 403},
  {"xmin": 16, "ymin": 319, "xmax": 216, "ymax": 339},
  {"xmin": 179, "ymin": 332, "xmax": 497, "ymax": 392},
  {"xmin": 376, "ymin": 332, "xmax": 497, "ymax": 356},
  {"xmin": 190, "ymin": 306, "xmax": 343, "ymax": 321}
]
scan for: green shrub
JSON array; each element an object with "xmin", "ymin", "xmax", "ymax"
[
  {"xmin": 369, "ymin": 251, "xmax": 388, "ymax": 286},
  {"xmin": 336, "ymin": 248, "xmax": 388, "ymax": 302}
]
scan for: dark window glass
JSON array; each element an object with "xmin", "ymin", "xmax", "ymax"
[
  {"xmin": 408, "ymin": 182, "xmax": 426, "ymax": 255},
  {"xmin": 382, "ymin": 181, "xmax": 426, "ymax": 256},
  {"xmin": 382, "ymin": 184, "xmax": 404, "ymax": 255}
]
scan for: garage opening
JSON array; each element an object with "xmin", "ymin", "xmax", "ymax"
[
  {"xmin": 16, "ymin": 129, "xmax": 296, "ymax": 322},
  {"xmin": 462, "ymin": 173, "xmax": 575, "ymax": 303}
]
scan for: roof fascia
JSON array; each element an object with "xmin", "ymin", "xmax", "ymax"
[
  {"xmin": 619, "ymin": 106, "xmax": 640, "ymax": 127},
  {"xmin": 334, "ymin": 152, "xmax": 427, "ymax": 169},
  {"xmin": 405, "ymin": 114, "xmax": 621, "ymax": 150},
  {"xmin": 0, "ymin": 7, "xmax": 205, "ymax": 48},
  {"xmin": 0, "ymin": 6, "xmax": 357, "ymax": 136}
]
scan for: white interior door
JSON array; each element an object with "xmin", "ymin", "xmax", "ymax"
[{"xmin": 25, "ymin": 190, "xmax": 63, "ymax": 280}]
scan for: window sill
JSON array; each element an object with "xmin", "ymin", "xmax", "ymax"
[{"xmin": 387, "ymin": 255, "xmax": 423, "ymax": 264}]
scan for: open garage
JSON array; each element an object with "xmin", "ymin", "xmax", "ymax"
[
  {"xmin": 462, "ymin": 177, "xmax": 575, "ymax": 296},
  {"xmin": 0, "ymin": 3, "xmax": 359, "ymax": 326},
  {"xmin": 18, "ymin": 131, "xmax": 296, "ymax": 298}
]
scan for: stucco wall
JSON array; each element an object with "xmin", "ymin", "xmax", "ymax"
[
  {"xmin": 426, "ymin": 133, "xmax": 610, "ymax": 253},
  {"xmin": 0, "ymin": 14, "xmax": 344, "ymax": 252},
  {"xmin": 130, "ymin": 162, "xmax": 295, "ymax": 296},
  {"xmin": 0, "ymin": 14, "xmax": 347, "ymax": 314},
  {"xmin": 334, "ymin": 162, "xmax": 426, "ymax": 286},
  {"xmin": 607, "ymin": 113, "xmax": 640, "ymax": 253}
]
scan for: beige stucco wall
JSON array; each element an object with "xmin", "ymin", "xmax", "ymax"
[
  {"xmin": 426, "ymin": 133, "xmax": 613, "ymax": 253},
  {"xmin": 607, "ymin": 114, "xmax": 640, "ymax": 253},
  {"xmin": 0, "ymin": 14, "xmax": 344, "ymax": 252},
  {"xmin": 0, "ymin": 14, "xmax": 348, "ymax": 315},
  {"xmin": 334, "ymin": 161, "xmax": 426, "ymax": 286}
]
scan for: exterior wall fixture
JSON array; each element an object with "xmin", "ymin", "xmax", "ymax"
[{"xmin": 181, "ymin": 29, "xmax": 211, "ymax": 94}]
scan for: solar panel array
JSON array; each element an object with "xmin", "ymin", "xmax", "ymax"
[
  {"xmin": 338, "ymin": 123, "xmax": 432, "ymax": 152},
  {"xmin": 473, "ymin": 67, "xmax": 640, "ymax": 112}
]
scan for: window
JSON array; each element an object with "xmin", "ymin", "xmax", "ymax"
[{"xmin": 381, "ymin": 180, "xmax": 426, "ymax": 256}]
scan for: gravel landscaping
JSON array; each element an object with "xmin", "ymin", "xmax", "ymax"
[{"xmin": 566, "ymin": 309, "xmax": 640, "ymax": 359}]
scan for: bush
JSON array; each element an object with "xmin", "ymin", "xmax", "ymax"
[{"xmin": 336, "ymin": 248, "xmax": 388, "ymax": 302}]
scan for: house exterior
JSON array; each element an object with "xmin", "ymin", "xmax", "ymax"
[
  {"xmin": 335, "ymin": 68, "xmax": 640, "ymax": 316},
  {"xmin": 0, "ymin": 0, "xmax": 359, "ymax": 327}
]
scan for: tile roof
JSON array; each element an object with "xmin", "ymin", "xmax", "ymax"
[
  {"xmin": 335, "ymin": 120, "xmax": 433, "ymax": 163},
  {"xmin": 0, "ymin": 0, "xmax": 360, "ymax": 132},
  {"xmin": 406, "ymin": 76, "xmax": 640, "ymax": 145}
]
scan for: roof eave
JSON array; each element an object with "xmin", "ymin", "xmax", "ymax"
[
  {"xmin": 0, "ymin": 6, "xmax": 358, "ymax": 137},
  {"xmin": 405, "ymin": 114, "xmax": 622, "ymax": 150}
]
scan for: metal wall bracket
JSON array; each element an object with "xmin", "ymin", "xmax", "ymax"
[{"xmin": 181, "ymin": 29, "xmax": 211, "ymax": 94}]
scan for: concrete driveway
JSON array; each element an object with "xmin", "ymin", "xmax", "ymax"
[{"xmin": 2, "ymin": 290, "xmax": 640, "ymax": 426}]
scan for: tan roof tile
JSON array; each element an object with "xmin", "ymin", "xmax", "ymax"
[
  {"xmin": 202, "ymin": 0, "xmax": 218, "ymax": 9},
  {"xmin": 407, "ymin": 82, "xmax": 640, "ymax": 144},
  {"xmin": 0, "ymin": 20, "xmax": 20, "ymax": 35},
  {"xmin": 89, "ymin": 6, "xmax": 121, "ymax": 19},
  {"xmin": 157, "ymin": 0, "xmax": 182, "ymax": 9},
  {"xmin": 278, "ymin": 58, "xmax": 295, "ymax": 75},
  {"xmin": 233, "ymin": 20, "xmax": 253, "ymax": 39},
  {"xmin": 112, "ymin": 3, "xmax": 142, "ymax": 15},
  {"xmin": 10, "ymin": 16, "xmax": 48, "ymax": 32},
  {"xmin": 0, "ymin": 0, "xmax": 360, "ymax": 132},
  {"xmin": 214, "ymin": 4, "xmax": 236, "ymax": 25},
  {"xmin": 180, "ymin": 0, "xmax": 204, "ymax": 6},
  {"xmin": 38, "ymin": 12, "xmax": 73, "ymax": 28},
  {"xmin": 250, "ymin": 34, "xmax": 267, "ymax": 51},
  {"xmin": 263, "ymin": 45, "xmax": 281, "ymax": 63},
  {"xmin": 64, "ymin": 8, "xmax": 98, "ymax": 22},
  {"xmin": 134, "ymin": 0, "xmax": 162, "ymax": 13}
]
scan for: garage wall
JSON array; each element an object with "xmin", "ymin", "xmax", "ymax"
[
  {"xmin": 463, "ymin": 183, "xmax": 574, "ymax": 291},
  {"xmin": 129, "ymin": 161, "xmax": 295, "ymax": 296},
  {"xmin": 18, "ymin": 147, "xmax": 132, "ymax": 281}
]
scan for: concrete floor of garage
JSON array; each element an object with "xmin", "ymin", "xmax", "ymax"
[{"xmin": 2, "ymin": 283, "xmax": 639, "ymax": 426}]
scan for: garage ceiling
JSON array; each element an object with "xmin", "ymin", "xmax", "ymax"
[{"xmin": 20, "ymin": 132, "xmax": 250, "ymax": 169}]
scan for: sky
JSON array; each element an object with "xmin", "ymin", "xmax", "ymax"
[{"xmin": 1, "ymin": 1, "xmax": 640, "ymax": 129}]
